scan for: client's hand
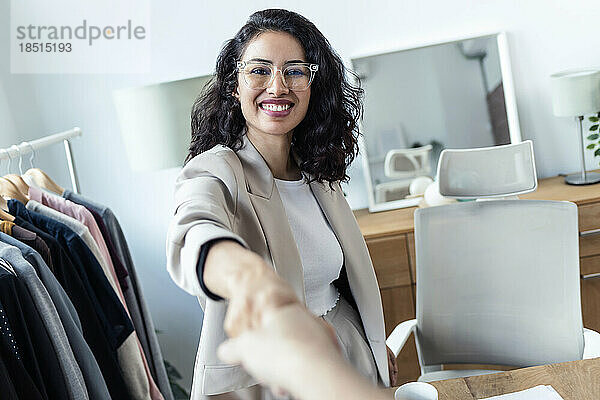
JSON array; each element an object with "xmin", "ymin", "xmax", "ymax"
[
  {"xmin": 223, "ymin": 258, "xmax": 299, "ymax": 338},
  {"xmin": 218, "ymin": 303, "xmax": 345, "ymax": 398},
  {"xmin": 218, "ymin": 303, "xmax": 389, "ymax": 400}
]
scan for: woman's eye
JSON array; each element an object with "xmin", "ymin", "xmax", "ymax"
[
  {"xmin": 250, "ymin": 67, "xmax": 270, "ymax": 75},
  {"xmin": 285, "ymin": 68, "xmax": 305, "ymax": 76}
]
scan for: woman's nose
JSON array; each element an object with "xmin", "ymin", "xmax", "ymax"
[{"xmin": 266, "ymin": 70, "xmax": 289, "ymax": 96}]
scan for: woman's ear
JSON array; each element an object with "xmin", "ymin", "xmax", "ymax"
[{"xmin": 232, "ymin": 87, "xmax": 240, "ymax": 99}]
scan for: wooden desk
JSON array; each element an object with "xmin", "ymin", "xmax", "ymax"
[
  {"xmin": 385, "ymin": 357, "xmax": 600, "ymax": 399},
  {"xmin": 353, "ymin": 174, "xmax": 600, "ymax": 384},
  {"xmin": 354, "ymin": 174, "xmax": 600, "ymax": 239}
]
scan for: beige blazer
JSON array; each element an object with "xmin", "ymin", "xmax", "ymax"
[{"xmin": 166, "ymin": 134, "xmax": 389, "ymax": 396}]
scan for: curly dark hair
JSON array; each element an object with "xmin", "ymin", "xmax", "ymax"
[{"xmin": 186, "ymin": 9, "xmax": 364, "ymax": 184}]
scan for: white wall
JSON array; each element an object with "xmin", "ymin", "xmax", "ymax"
[
  {"xmin": 2, "ymin": 0, "xmax": 600, "ymax": 391},
  {"xmin": 0, "ymin": 80, "xmax": 18, "ymax": 144}
]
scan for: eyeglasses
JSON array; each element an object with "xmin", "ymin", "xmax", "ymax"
[{"xmin": 236, "ymin": 60, "xmax": 319, "ymax": 91}]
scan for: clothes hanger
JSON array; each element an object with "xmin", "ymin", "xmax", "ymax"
[
  {"xmin": 5, "ymin": 174, "xmax": 29, "ymax": 195},
  {"xmin": 22, "ymin": 141, "xmax": 64, "ymax": 195},
  {"xmin": 0, "ymin": 148, "xmax": 29, "ymax": 205},
  {"xmin": 0, "ymin": 178, "xmax": 29, "ymax": 205},
  {"xmin": 3, "ymin": 145, "xmax": 30, "ymax": 198},
  {"xmin": 0, "ymin": 154, "xmax": 16, "ymax": 221},
  {"xmin": 0, "ymin": 149, "xmax": 15, "ymax": 222}
]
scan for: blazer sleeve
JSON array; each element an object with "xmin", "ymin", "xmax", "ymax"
[{"xmin": 166, "ymin": 149, "xmax": 249, "ymax": 304}]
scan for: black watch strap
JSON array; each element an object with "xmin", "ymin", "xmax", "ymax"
[{"xmin": 197, "ymin": 238, "xmax": 244, "ymax": 301}]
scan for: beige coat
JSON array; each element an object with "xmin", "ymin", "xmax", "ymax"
[{"xmin": 166, "ymin": 134, "xmax": 389, "ymax": 396}]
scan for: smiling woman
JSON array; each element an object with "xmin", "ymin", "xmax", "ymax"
[
  {"xmin": 186, "ymin": 9, "xmax": 363, "ymax": 184},
  {"xmin": 167, "ymin": 8, "xmax": 397, "ymax": 400}
]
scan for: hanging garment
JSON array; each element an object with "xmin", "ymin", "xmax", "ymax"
[
  {"xmin": 27, "ymin": 200, "xmax": 122, "ymax": 294},
  {"xmin": 29, "ymin": 190, "xmax": 163, "ymax": 400},
  {"xmin": 35, "ymin": 188, "xmax": 128, "ymax": 287},
  {"xmin": 0, "ymin": 243, "xmax": 88, "ymax": 400},
  {"xmin": 7, "ymin": 203, "xmax": 133, "ymax": 400},
  {"xmin": 11, "ymin": 223, "xmax": 54, "ymax": 272},
  {"xmin": 29, "ymin": 188, "xmax": 129, "ymax": 292},
  {"xmin": 0, "ymin": 352, "xmax": 20, "ymax": 400},
  {"xmin": 64, "ymin": 189, "xmax": 173, "ymax": 400},
  {"xmin": 86, "ymin": 207, "xmax": 129, "ymax": 289},
  {"xmin": 0, "ymin": 292, "xmax": 45, "ymax": 400},
  {"xmin": 0, "ymin": 259, "xmax": 70, "ymax": 399},
  {"xmin": 0, "ymin": 232, "xmax": 112, "ymax": 400},
  {"xmin": 8, "ymin": 200, "xmax": 134, "ymax": 348}
]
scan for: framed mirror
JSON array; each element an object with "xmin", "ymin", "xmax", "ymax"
[{"xmin": 352, "ymin": 32, "xmax": 522, "ymax": 212}]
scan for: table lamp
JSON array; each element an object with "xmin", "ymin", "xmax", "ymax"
[
  {"xmin": 113, "ymin": 75, "xmax": 212, "ymax": 172},
  {"xmin": 550, "ymin": 68, "xmax": 600, "ymax": 185}
]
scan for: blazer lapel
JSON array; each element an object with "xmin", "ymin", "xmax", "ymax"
[{"xmin": 236, "ymin": 135, "xmax": 306, "ymax": 304}]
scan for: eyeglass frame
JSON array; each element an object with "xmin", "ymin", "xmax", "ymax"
[{"xmin": 236, "ymin": 60, "xmax": 319, "ymax": 91}]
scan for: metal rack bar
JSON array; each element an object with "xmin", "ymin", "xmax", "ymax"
[{"xmin": 0, "ymin": 127, "xmax": 82, "ymax": 194}]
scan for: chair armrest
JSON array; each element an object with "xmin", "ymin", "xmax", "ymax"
[
  {"xmin": 386, "ymin": 319, "xmax": 417, "ymax": 357},
  {"xmin": 583, "ymin": 328, "xmax": 600, "ymax": 359}
]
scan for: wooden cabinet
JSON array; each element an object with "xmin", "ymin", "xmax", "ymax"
[
  {"xmin": 365, "ymin": 235, "xmax": 412, "ymax": 288},
  {"xmin": 581, "ymin": 278, "xmax": 600, "ymax": 333},
  {"xmin": 578, "ymin": 202, "xmax": 600, "ymax": 232},
  {"xmin": 354, "ymin": 174, "xmax": 600, "ymax": 383},
  {"xmin": 380, "ymin": 285, "xmax": 420, "ymax": 384},
  {"xmin": 364, "ymin": 234, "xmax": 419, "ymax": 385}
]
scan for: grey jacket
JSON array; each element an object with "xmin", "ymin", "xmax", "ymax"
[{"xmin": 0, "ymin": 240, "xmax": 88, "ymax": 400}]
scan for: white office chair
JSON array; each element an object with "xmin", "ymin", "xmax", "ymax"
[
  {"xmin": 386, "ymin": 141, "xmax": 600, "ymax": 382},
  {"xmin": 375, "ymin": 145, "xmax": 434, "ymax": 202},
  {"xmin": 383, "ymin": 145, "xmax": 433, "ymax": 179}
]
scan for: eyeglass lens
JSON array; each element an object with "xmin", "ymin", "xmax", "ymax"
[{"xmin": 242, "ymin": 63, "xmax": 312, "ymax": 90}]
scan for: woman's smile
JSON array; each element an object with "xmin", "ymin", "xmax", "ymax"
[{"xmin": 258, "ymin": 98, "xmax": 295, "ymax": 117}]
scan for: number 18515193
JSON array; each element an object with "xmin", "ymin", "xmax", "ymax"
[{"xmin": 19, "ymin": 42, "xmax": 72, "ymax": 52}]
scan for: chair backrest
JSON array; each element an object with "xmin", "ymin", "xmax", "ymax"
[
  {"xmin": 414, "ymin": 141, "xmax": 584, "ymax": 368},
  {"xmin": 384, "ymin": 145, "xmax": 432, "ymax": 179},
  {"xmin": 437, "ymin": 141, "xmax": 537, "ymax": 199},
  {"xmin": 415, "ymin": 200, "xmax": 583, "ymax": 367}
]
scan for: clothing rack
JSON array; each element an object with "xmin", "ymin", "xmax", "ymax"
[{"xmin": 0, "ymin": 127, "xmax": 82, "ymax": 194}]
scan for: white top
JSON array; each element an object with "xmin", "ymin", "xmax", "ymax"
[{"xmin": 274, "ymin": 175, "xmax": 342, "ymax": 316}]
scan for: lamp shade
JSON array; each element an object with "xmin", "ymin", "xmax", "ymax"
[
  {"xmin": 550, "ymin": 69, "xmax": 600, "ymax": 117},
  {"xmin": 113, "ymin": 75, "xmax": 212, "ymax": 172}
]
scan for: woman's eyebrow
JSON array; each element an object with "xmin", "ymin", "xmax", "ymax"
[
  {"xmin": 247, "ymin": 58, "xmax": 307, "ymax": 64},
  {"xmin": 248, "ymin": 58, "xmax": 272, "ymax": 63}
]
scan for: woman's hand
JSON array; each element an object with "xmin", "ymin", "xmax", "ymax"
[{"xmin": 387, "ymin": 345, "xmax": 399, "ymax": 386}]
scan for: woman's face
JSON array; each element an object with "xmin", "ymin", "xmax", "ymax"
[{"xmin": 234, "ymin": 31, "xmax": 311, "ymax": 141}]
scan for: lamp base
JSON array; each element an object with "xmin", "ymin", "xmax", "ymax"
[{"xmin": 565, "ymin": 172, "xmax": 600, "ymax": 185}]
